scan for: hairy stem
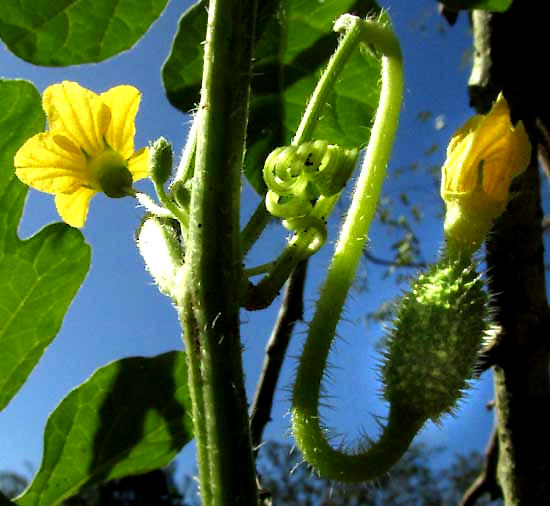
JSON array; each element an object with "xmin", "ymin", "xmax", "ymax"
[
  {"xmin": 177, "ymin": 0, "xmax": 259, "ymax": 504},
  {"xmin": 293, "ymin": 15, "xmax": 369, "ymax": 145},
  {"xmin": 291, "ymin": 16, "xmax": 405, "ymax": 482},
  {"xmin": 174, "ymin": 115, "xmax": 197, "ymax": 185},
  {"xmin": 242, "ymin": 194, "xmax": 338, "ymax": 310},
  {"xmin": 154, "ymin": 179, "xmax": 189, "ymax": 229},
  {"xmin": 241, "ymin": 199, "xmax": 271, "ymax": 258},
  {"xmin": 293, "ymin": 403, "xmax": 423, "ymax": 481},
  {"xmin": 178, "ymin": 305, "xmax": 211, "ymax": 503}
]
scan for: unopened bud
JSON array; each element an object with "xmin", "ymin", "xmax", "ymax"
[
  {"xmin": 150, "ymin": 137, "xmax": 173, "ymax": 186},
  {"xmin": 137, "ymin": 216, "xmax": 183, "ymax": 297},
  {"xmin": 171, "ymin": 180, "xmax": 191, "ymax": 210}
]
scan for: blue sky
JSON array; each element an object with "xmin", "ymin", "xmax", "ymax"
[{"xmin": 0, "ymin": 0, "xmax": 498, "ymax": 488}]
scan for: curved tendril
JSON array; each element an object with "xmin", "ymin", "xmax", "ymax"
[
  {"xmin": 291, "ymin": 14, "xmax": 408, "ymax": 482},
  {"xmin": 309, "ymin": 144, "xmax": 359, "ymax": 196},
  {"xmin": 263, "ymin": 141, "xmax": 359, "ymax": 250},
  {"xmin": 265, "ymin": 190, "xmax": 312, "ymax": 219},
  {"xmin": 263, "ymin": 146, "xmax": 309, "ymax": 196},
  {"xmin": 242, "ymin": 13, "xmax": 391, "ymax": 312},
  {"xmin": 285, "ymin": 215, "xmax": 328, "ymax": 255}
]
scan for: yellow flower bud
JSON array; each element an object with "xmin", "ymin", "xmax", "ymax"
[{"xmin": 441, "ymin": 93, "xmax": 531, "ymax": 252}]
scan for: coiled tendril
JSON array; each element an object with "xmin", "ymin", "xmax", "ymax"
[{"xmin": 263, "ymin": 140, "xmax": 358, "ymax": 253}]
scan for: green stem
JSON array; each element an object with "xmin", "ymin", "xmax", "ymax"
[
  {"xmin": 178, "ymin": 306, "xmax": 212, "ymax": 504},
  {"xmin": 134, "ymin": 191, "xmax": 174, "ymax": 219},
  {"xmin": 241, "ymin": 199, "xmax": 271, "ymax": 257},
  {"xmin": 174, "ymin": 115, "xmax": 197, "ymax": 185},
  {"xmin": 154, "ymin": 180, "xmax": 189, "ymax": 229},
  {"xmin": 242, "ymin": 194, "xmax": 338, "ymax": 310},
  {"xmin": 291, "ymin": 15, "xmax": 407, "ymax": 482},
  {"xmin": 293, "ymin": 15, "xmax": 366, "ymax": 145},
  {"xmin": 177, "ymin": 0, "xmax": 259, "ymax": 504},
  {"xmin": 244, "ymin": 260, "xmax": 277, "ymax": 278},
  {"xmin": 293, "ymin": 402, "xmax": 424, "ymax": 481}
]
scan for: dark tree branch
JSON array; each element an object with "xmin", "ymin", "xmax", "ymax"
[
  {"xmin": 536, "ymin": 117, "xmax": 550, "ymax": 184},
  {"xmin": 469, "ymin": 5, "xmax": 550, "ymax": 503},
  {"xmin": 362, "ymin": 250, "xmax": 427, "ymax": 269},
  {"xmin": 536, "ymin": 118, "xmax": 550, "ymax": 234},
  {"xmin": 460, "ymin": 427, "xmax": 501, "ymax": 506},
  {"xmin": 438, "ymin": 2, "xmax": 460, "ymax": 26},
  {"xmin": 249, "ymin": 261, "xmax": 308, "ymax": 452}
]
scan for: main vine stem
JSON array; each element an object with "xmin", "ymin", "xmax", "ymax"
[
  {"xmin": 291, "ymin": 15, "xmax": 408, "ymax": 482},
  {"xmin": 177, "ymin": 0, "xmax": 259, "ymax": 504}
]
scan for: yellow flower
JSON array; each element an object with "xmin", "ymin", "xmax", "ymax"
[
  {"xmin": 14, "ymin": 81, "xmax": 149, "ymax": 228},
  {"xmin": 441, "ymin": 93, "xmax": 531, "ymax": 252}
]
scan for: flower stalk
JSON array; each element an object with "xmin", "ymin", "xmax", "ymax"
[{"xmin": 291, "ymin": 13, "xmax": 405, "ymax": 482}]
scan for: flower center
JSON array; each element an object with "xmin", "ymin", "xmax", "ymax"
[{"xmin": 90, "ymin": 149, "xmax": 134, "ymax": 198}]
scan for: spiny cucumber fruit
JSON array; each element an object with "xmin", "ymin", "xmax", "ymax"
[{"xmin": 382, "ymin": 254, "xmax": 490, "ymax": 422}]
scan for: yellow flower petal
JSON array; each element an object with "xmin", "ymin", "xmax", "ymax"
[
  {"xmin": 14, "ymin": 132, "xmax": 93, "ymax": 194},
  {"xmin": 14, "ymin": 80, "xmax": 148, "ymax": 228},
  {"xmin": 442, "ymin": 94, "xmax": 531, "ymax": 199},
  {"xmin": 55, "ymin": 187, "xmax": 97, "ymax": 228},
  {"xmin": 445, "ymin": 114, "xmax": 483, "ymax": 157},
  {"xmin": 128, "ymin": 147, "xmax": 150, "ymax": 182},
  {"xmin": 464, "ymin": 94, "xmax": 514, "ymax": 165},
  {"xmin": 43, "ymin": 81, "xmax": 110, "ymax": 157},
  {"xmin": 440, "ymin": 93, "xmax": 532, "ymax": 253},
  {"xmin": 442, "ymin": 131, "xmax": 476, "ymax": 192},
  {"xmin": 101, "ymin": 85, "xmax": 141, "ymax": 159},
  {"xmin": 507, "ymin": 120, "xmax": 531, "ymax": 178}
]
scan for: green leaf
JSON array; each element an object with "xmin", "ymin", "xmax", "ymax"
[
  {"xmin": 163, "ymin": 0, "xmax": 381, "ymax": 194},
  {"xmin": 15, "ymin": 352, "xmax": 193, "ymax": 506},
  {"xmin": 0, "ymin": 79, "xmax": 91, "ymax": 411},
  {"xmin": 161, "ymin": 0, "xmax": 206, "ymax": 113},
  {"xmin": 0, "ymin": 0, "xmax": 168, "ymax": 66},
  {"xmin": 438, "ymin": 0, "xmax": 513, "ymax": 12}
]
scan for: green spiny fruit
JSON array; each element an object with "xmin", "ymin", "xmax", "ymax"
[{"xmin": 382, "ymin": 254, "xmax": 490, "ymax": 422}]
